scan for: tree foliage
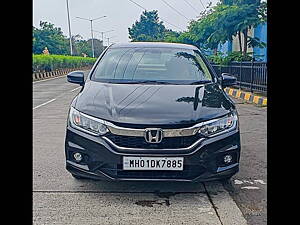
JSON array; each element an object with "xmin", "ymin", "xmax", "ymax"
[
  {"xmin": 128, "ymin": 10, "xmax": 166, "ymax": 41},
  {"xmin": 208, "ymin": 51, "xmax": 253, "ymax": 65},
  {"xmin": 127, "ymin": 1, "xmax": 267, "ymax": 61},
  {"xmin": 33, "ymin": 21, "xmax": 104, "ymax": 57},
  {"xmin": 188, "ymin": 0, "xmax": 266, "ymax": 56},
  {"xmin": 33, "ymin": 21, "xmax": 69, "ymax": 55},
  {"xmin": 87, "ymin": 39, "xmax": 105, "ymax": 57}
]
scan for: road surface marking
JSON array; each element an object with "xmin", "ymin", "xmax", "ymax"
[
  {"xmin": 242, "ymin": 180, "xmax": 254, "ymax": 184},
  {"xmin": 241, "ymin": 186, "xmax": 260, "ymax": 190},
  {"xmin": 70, "ymin": 87, "xmax": 81, "ymax": 92},
  {"xmin": 234, "ymin": 179, "xmax": 266, "ymax": 186},
  {"xmin": 254, "ymin": 179, "xmax": 266, "ymax": 185},
  {"xmin": 33, "ymin": 98, "xmax": 56, "ymax": 110},
  {"xmin": 33, "ymin": 85, "xmax": 80, "ymax": 110},
  {"xmin": 234, "ymin": 180, "xmax": 244, "ymax": 185}
]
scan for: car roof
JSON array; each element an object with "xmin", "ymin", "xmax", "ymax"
[{"xmin": 109, "ymin": 42, "xmax": 199, "ymax": 50}]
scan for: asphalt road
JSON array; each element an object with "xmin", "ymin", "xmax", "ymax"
[
  {"xmin": 33, "ymin": 73, "xmax": 266, "ymax": 225},
  {"xmin": 223, "ymin": 98, "xmax": 267, "ymax": 224}
]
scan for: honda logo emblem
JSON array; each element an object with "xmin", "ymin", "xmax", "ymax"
[{"xmin": 144, "ymin": 128, "xmax": 163, "ymax": 143}]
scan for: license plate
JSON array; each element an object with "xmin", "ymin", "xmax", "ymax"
[{"xmin": 123, "ymin": 157, "xmax": 184, "ymax": 171}]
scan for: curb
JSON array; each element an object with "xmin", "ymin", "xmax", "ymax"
[
  {"xmin": 204, "ymin": 182, "xmax": 248, "ymax": 225},
  {"xmin": 32, "ymin": 66, "xmax": 91, "ymax": 82},
  {"xmin": 225, "ymin": 87, "xmax": 267, "ymax": 106}
]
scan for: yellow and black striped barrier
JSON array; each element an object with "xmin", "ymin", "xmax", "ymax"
[
  {"xmin": 224, "ymin": 87, "xmax": 267, "ymax": 106},
  {"xmin": 32, "ymin": 66, "xmax": 92, "ymax": 82}
]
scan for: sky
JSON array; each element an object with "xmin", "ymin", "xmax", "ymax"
[{"xmin": 33, "ymin": 0, "xmax": 219, "ymax": 45}]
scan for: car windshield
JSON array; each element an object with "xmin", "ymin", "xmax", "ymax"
[{"xmin": 91, "ymin": 47, "xmax": 214, "ymax": 84}]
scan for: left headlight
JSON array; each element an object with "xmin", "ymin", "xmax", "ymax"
[
  {"xmin": 68, "ymin": 107, "xmax": 109, "ymax": 136},
  {"xmin": 198, "ymin": 111, "xmax": 238, "ymax": 137}
]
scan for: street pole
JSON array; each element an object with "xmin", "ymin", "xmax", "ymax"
[
  {"xmin": 66, "ymin": 0, "xmax": 73, "ymax": 55},
  {"xmin": 105, "ymin": 35, "xmax": 116, "ymax": 47},
  {"xmin": 92, "ymin": 30, "xmax": 114, "ymax": 47},
  {"xmin": 76, "ymin": 15, "xmax": 106, "ymax": 58},
  {"xmin": 90, "ymin": 20, "xmax": 95, "ymax": 57}
]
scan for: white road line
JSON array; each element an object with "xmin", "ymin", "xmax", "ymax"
[
  {"xmin": 33, "ymin": 84, "xmax": 79, "ymax": 110},
  {"xmin": 241, "ymin": 186, "xmax": 260, "ymax": 190},
  {"xmin": 254, "ymin": 179, "xmax": 266, "ymax": 185},
  {"xmin": 33, "ymin": 75, "xmax": 67, "ymax": 84},
  {"xmin": 33, "ymin": 98, "xmax": 56, "ymax": 110},
  {"xmin": 234, "ymin": 179, "xmax": 244, "ymax": 185},
  {"xmin": 70, "ymin": 87, "xmax": 81, "ymax": 92}
]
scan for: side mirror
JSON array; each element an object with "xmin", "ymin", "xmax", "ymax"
[
  {"xmin": 221, "ymin": 73, "xmax": 236, "ymax": 88},
  {"xmin": 67, "ymin": 71, "xmax": 85, "ymax": 86}
]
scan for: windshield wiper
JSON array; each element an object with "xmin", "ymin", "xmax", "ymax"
[
  {"xmin": 137, "ymin": 80, "xmax": 173, "ymax": 84},
  {"xmin": 189, "ymin": 80, "xmax": 212, "ymax": 85},
  {"xmin": 122, "ymin": 80, "xmax": 173, "ymax": 84}
]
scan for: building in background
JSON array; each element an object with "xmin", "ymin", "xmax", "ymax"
[{"xmin": 217, "ymin": 23, "xmax": 267, "ymax": 61}]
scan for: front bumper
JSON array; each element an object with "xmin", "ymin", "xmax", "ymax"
[{"xmin": 65, "ymin": 126, "xmax": 241, "ymax": 182}]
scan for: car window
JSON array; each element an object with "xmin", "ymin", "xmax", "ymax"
[{"xmin": 92, "ymin": 47, "xmax": 213, "ymax": 84}]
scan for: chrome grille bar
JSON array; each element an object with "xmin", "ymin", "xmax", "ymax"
[{"xmin": 106, "ymin": 123, "xmax": 202, "ymax": 137}]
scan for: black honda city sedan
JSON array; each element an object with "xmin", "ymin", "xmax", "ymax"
[{"xmin": 65, "ymin": 42, "xmax": 240, "ymax": 182}]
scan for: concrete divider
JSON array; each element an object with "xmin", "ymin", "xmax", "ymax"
[
  {"xmin": 225, "ymin": 87, "xmax": 267, "ymax": 106},
  {"xmin": 32, "ymin": 66, "xmax": 92, "ymax": 82}
]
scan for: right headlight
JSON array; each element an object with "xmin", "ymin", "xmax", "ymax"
[
  {"xmin": 198, "ymin": 111, "xmax": 238, "ymax": 137},
  {"xmin": 68, "ymin": 107, "xmax": 109, "ymax": 136}
]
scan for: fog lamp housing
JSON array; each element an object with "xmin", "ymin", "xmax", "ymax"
[
  {"xmin": 223, "ymin": 154, "xmax": 233, "ymax": 164},
  {"xmin": 73, "ymin": 152, "xmax": 83, "ymax": 162}
]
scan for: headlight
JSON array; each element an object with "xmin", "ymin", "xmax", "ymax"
[
  {"xmin": 198, "ymin": 111, "xmax": 238, "ymax": 137},
  {"xmin": 69, "ymin": 107, "xmax": 109, "ymax": 136}
]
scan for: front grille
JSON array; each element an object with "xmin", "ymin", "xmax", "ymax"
[{"xmin": 104, "ymin": 133, "xmax": 202, "ymax": 149}]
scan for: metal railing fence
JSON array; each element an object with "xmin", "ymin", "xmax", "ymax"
[{"xmin": 211, "ymin": 61, "xmax": 267, "ymax": 94}]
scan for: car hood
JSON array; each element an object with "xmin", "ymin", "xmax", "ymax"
[{"xmin": 74, "ymin": 81, "xmax": 234, "ymax": 127}]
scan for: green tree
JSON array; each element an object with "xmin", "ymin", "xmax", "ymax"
[
  {"xmin": 128, "ymin": 10, "xmax": 166, "ymax": 41},
  {"xmin": 163, "ymin": 29, "xmax": 180, "ymax": 43},
  {"xmin": 87, "ymin": 39, "xmax": 105, "ymax": 57},
  {"xmin": 188, "ymin": 0, "xmax": 266, "ymax": 56},
  {"xmin": 176, "ymin": 32, "xmax": 199, "ymax": 46},
  {"xmin": 188, "ymin": 6, "xmax": 225, "ymax": 54},
  {"xmin": 71, "ymin": 35, "xmax": 92, "ymax": 57},
  {"xmin": 221, "ymin": 0, "xmax": 267, "ymax": 56},
  {"xmin": 33, "ymin": 21, "xmax": 69, "ymax": 55}
]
